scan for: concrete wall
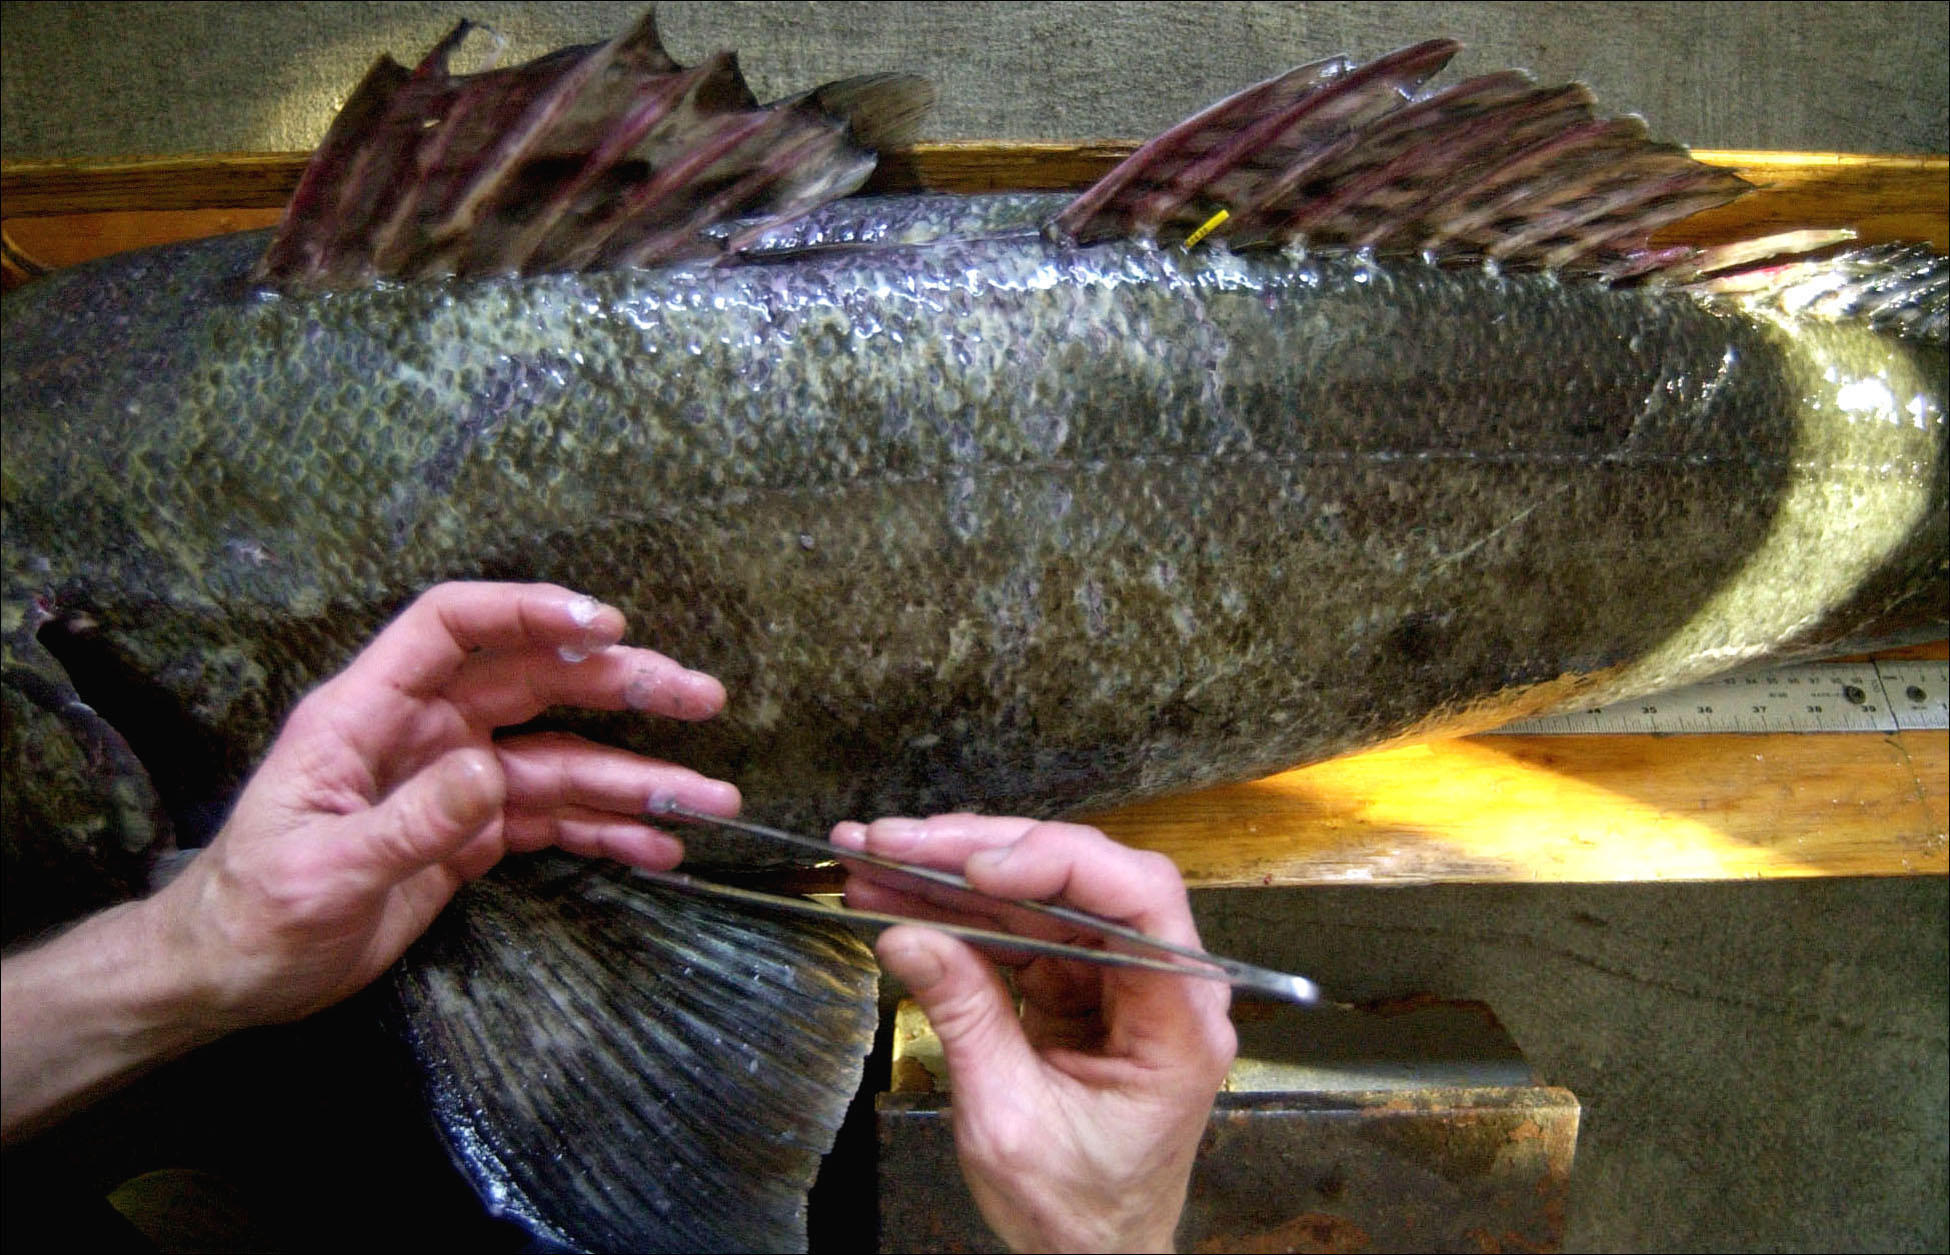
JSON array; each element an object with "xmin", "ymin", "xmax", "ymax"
[{"xmin": 3, "ymin": 1, "xmax": 1946, "ymax": 158}]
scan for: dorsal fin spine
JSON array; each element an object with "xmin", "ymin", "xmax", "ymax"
[
  {"xmin": 255, "ymin": 15, "xmax": 931, "ymax": 287},
  {"xmin": 560, "ymin": 92, "xmax": 779, "ymax": 271},
  {"xmin": 1053, "ymin": 41, "xmax": 1759, "ymax": 281},
  {"xmin": 1127, "ymin": 41, "xmax": 1460, "ymax": 241},
  {"xmin": 1257, "ymin": 72, "xmax": 1550, "ymax": 240},
  {"xmin": 428, "ymin": 36, "xmax": 622, "ymax": 243},
  {"xmin": 1342, "ymin": 82, "xmax": 1593, "ymax": 248},
  {"xmin": 1050, "ymin": 55, "xmax": 1352, "ymax": 245},
  {"xmin": 499, "ymin": 68, "xmax": 702, "ymax": 272}
]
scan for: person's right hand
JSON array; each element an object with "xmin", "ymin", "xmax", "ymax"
[{"xmin": 832, "ymin": 815, "xmax": 1235, "ymax": 1253}]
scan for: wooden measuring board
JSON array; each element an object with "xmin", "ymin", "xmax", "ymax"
[
  {"xmin": 1086, "ymin": 643, "xmax": 1949, "ymax": 888},
  {"xmin": 3, "ymin": 147, "xmax": 1945, "ymax": 282},
  {"xmin": 1487, "ymin": 659, "xmax": 1949, "ymax": 735}
]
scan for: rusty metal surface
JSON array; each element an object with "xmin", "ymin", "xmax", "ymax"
[
  {"xmin": 1187, "ymin": 1088, "xmax": 1577, "ymax": 1254},
  {"xmin": 890, "ymin": 994, "xmax": 1544, "ymax": 1096},
  {"xmin": 878, "ymin": 1087, "xmax": 1578, "ymax": 1254},
  {"xmin": 878, "ymin": 997, "xmax": 1577, "ymax": 1253}
]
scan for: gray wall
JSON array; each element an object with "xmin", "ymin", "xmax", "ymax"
[
  {"xmin": 3, "ymin": 1, "xmax": 1946, "ymax": 159},
  {"xmin": 2, "ymin": 5, "xmax": 1945, "ymax": 1252}
]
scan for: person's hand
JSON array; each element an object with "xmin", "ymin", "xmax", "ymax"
[
  {"xmin": 831, "ymin": 815, "xmax": 1235, "ymax": 1254},
  {"xmin": 153, "ymin": 580, "xmax": 739, "ymax": 1031}
]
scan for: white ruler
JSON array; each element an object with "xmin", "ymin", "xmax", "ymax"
[{"xmin": 1488, "ymin": 659, "xmax": 1949, "ymax": 735}]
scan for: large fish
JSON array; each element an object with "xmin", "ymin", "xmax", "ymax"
[{"xmin": 4, "ymin": 13, "xmax": 1945, "ymax": 1250}]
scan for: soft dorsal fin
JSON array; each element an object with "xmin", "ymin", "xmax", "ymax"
[
  {"xmin": 1699, "ymin": 244, "xmax": 1949, "ymax": 344},
  {"xmin": 255, "ymin": 13, "xmax": 931, "ymax": 287},
  {"xmin": 1051, "ymin": 41, "xmax": 1753, "ymax": 279}
]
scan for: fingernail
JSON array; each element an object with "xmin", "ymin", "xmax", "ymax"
[
  {"xmin": 882, "ymin": 937, "xmax": 944, "ymax": 989},
  {"xmin": 829, "ymin": 822, "xmax": 867, "ymax": 850},
  {"xmin": 566, "ymin": 595, "xmax": 603, "ymax": 628},
  {"xmin": 558, "ymin": 644, "xmax": 590, "ymax": 664},
  {"xmin": 434, "ymin": 751, "xmax": 497, "ymax": 826},
  {"xmin": 872, "ymin": 818, "xmax": 924, "ymax": 853},
  {"xmin": 644, "ymin": 789, "xmax": 678, "ymax": 816}
]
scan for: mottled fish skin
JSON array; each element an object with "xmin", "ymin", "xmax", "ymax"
[{"xmin": 3, "ymin": 203, "xmax": 1944, "ymax": 865}]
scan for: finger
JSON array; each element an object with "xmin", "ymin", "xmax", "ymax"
[
  {"xmin": 961, "ymin": 825, "xmax": 1234, "ymax": 1069},
  {"xmin": 446, "ymin": 823, "xmax": 515, "ymax": 882},
  {"xmin": 877, "ymin": 924, "xmax": 1041, "ymax": 1115},
  {"xmin": 502, "ymin": 806, "xmax": 686, "ymax": 870},
  {"xmin": 836, "ymin": 814, "xmax": 1138, "ymax": 949},
  {"xmin": 842, "ymin": 858, "xmax": 1023, "ymax": 930},
  {"xmin": 965, "ymin": 823, "xmax": 1200, "ymax": 947},
  {"xmin": 832, "ymin": 814, "xmax": 1040, "ymax": 870},
  {"xmin": 842, "ymin": 857, "xmax": 1101, "ymax": 954},
  {"xmin": 446, "ymin": 646, "xmax": 726, "ymax": 729},
  {"xmin": 845, "ymin": 876, "xmax": 1053, "ymax": 969},
  {"xmin": 329, "ymin": 746, "xmax": 508, "ymax": 889},
  {"xmin": 495, "ymin": 732, "xmax": 739, "ymax": 819},
  {"xmin": 352, "ymin": 583, "xmax": 626, "ymax": 698}
]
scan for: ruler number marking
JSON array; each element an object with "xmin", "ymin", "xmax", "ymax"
[{"xmin": 1490, "ymin": 659, "xmax": 1948, "ymax": 735}]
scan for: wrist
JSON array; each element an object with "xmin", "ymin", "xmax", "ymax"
[
  {"xmin": 1, "ymin": 893, "xmax": 223, "ymax": 1143},
  {"xmin": 142, "ymin": 854, "xmax": 286, "ymax": 1037},
  {"xmin": 977, "ymin": 1174, "xmax": 1184, "ymax": 1254}
]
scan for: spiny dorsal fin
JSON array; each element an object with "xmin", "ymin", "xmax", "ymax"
[
  {"xmin": 1051, "ymin": 41, "xmax": 1754, "ymax": 280},
  {"xmin": 254, "ymin": 13, "xmax": 931, "ymax": 287}
]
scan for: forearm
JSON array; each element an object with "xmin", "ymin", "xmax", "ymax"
[{"xmin": 1, "ymin": 895, "xmax": 217, "ymax": 1144}]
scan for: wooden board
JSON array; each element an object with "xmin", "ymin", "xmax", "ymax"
[
  {"xmin": 1090, "ymin": 640, "xmax": 1948, "ymax": 888},
  {"xmin": 3, "ymin": 147, "xmax": 1946, "ymax": 283},
  {"xmin": 3, "ymin": 146, "xmax": 1944, "ymax": 886},
  {"xmin": 1093, "ymin": 641, "xmax": 1948, "ymax": 887},
  {"xmin": 1086, "ymin": 727, "xmax": 1947, "ymax": 888}
]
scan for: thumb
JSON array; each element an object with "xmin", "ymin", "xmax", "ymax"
[
  {"xmin": 879, "ymin": 925, "xmax": 1037, "ymax": 1107},
  {"xmin": 345, "ymin": 747, "xmax": 506, "ymax": 887}
]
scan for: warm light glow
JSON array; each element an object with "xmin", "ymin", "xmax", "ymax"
[{"xmin": 1089, "ymin": 729, "xmax": 1947, "ymax": 886}]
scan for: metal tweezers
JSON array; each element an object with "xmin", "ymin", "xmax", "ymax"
[{"xmin": 637, "ymin": 803, "xmax": 1321, "ymax": 1005}]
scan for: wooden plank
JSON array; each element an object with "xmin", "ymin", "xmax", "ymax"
[
  {"xmin": 1085, "ymin": 727, "xmax": 1948, "ymax": 888},
  {"xmin": 3, "ymin": 148, "xmax": 1945, "ymax": 273},
  {"xmin": 0, "ymin": 152, "xmax": 311, "ymax": 215},
  {"xmin": 1661, "ymin": 151, "xmax": 1949, "ymax": 252},
  {"xmin": 4, "ymin": 207, "xmax": 283, "ymax": 275}
]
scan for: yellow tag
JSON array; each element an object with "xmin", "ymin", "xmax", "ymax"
[{"xmin": 1183, "ymin": 208, "xmax": 1230, "ymax": 249}]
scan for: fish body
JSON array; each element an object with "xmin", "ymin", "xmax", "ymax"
[
  {"xmin": 4, "ymin": 212, "xmax": 1945, "ymax": 856},
  {"xmin": 3, "ymin": 19, "xmax": 1947, "ymax": 1251}
]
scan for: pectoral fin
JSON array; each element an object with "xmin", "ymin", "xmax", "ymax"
[{"xmin": 2, "ymin": 616, "xmax": 171, "ymax": 947}]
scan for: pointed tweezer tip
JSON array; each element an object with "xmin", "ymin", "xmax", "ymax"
[
  {"xmin": 655, "ymin": 803, "xmax": 1327, "ymax": 1005},
  {"xmin": 1280, "ymin": 973, "xmax": 1323, "ymax": 1006},
  {"xmin": 1230, "ymin": 963, "xmax": 1322, "ymax": 1006}
]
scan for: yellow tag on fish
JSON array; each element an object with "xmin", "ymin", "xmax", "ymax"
[{"xmin": 1183, "ymin": 208, "xmax": 1230, "ymax": 249}]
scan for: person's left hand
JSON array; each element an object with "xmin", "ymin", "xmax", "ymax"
[{"xmin": 153, "ymin": 581, "xmax": 738, "ymax": 1032}]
